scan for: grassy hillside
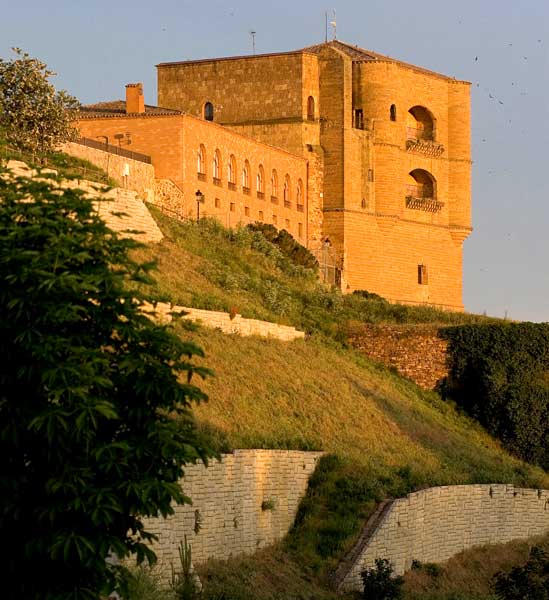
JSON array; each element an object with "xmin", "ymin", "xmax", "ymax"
[
  {"xmin": 132, "ymin": 209, "xmax": 496, "ymax": 338},
  {"xmin": 128, "ymin": 209, "xmax": 548, "ymax": 597}
]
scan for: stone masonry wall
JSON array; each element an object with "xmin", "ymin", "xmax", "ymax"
[
  {"xmin": 338, "ymin": 484, "xmax": 549, "ymax": 591},
  {"xmin": 348, "ymin": 323, "xmax": 448, "ymax": 389},
  {"xmin": 147, "ymin": 302, "xmax": 305, "ymax": 342},
  {"xmin": 143, "ymin": 450, "xmax": 323, "ymax": 570},
  {"xmin": 62, "ymin": 142, "xmax": 156, "ymax": 199}
]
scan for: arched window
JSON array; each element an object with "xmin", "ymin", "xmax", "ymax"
[
  {"xmin": 213, "ymin": 149, "xmax": 221, "ymax": 180},
  {"xmin": 204, "ymin": 102, "xmax": 214, "ymax": 121},
  {"xmin": 257, "ymin": 164, "xmax": 265, "ymax": 195},
  {"xmin": 228, "ymin": 155, "xmax": 236, "ymax": 185},
  {"xmin": 283, "ymin": 174, "xmax": 291, "ymax": 206},
  {"xmin": 242, "ymin": 160, "xmax": 250, "ymax": 189},
  {"xmin": 407, "ymin": 106, "xmax": 435, "ymax": 141},
  {"xmin": 407, "ymin": 169, "xmax": 435, "ymax": 199},
  {"xmin": 307, "ymin": 96, "xmax": 315, "ymax": 121},
  {"xmin": 390, "ymin": 104, "xmax": 397, "ymax": 121},
  {"xmin": 271, "ymin": 169, "xmax": 278, "ymax": 198},
  {"xmin": 296, "ymin": 179, "xmax": 303, "ymax": 207},
  {"xmin": 197, "ymin": 145, "xmax": 206, "ymax": 175}
]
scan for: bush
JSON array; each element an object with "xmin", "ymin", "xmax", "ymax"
[
  {"xmin": 0, "ymin": 170, "xmax": 212, "ymax": 599},
  {"xmin": 494, "ymin": 546, "xmax": 549, "ymax": 599},
  {"xmin": 441, "ymin": 323, "xmax": 549, "ymax": 469},
  {"xmin": 247, "ymin": 222, "xmax": 319, "ymax": 270},
  {"xmin": 361, "ymin": 558, "xmax": 404, "ymax": 600}
]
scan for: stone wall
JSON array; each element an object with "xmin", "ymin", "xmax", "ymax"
[
  {"xmin": 337, "ymin": 484, "xmax": 549, "ymax": 591},
  {"xmin": 348, "ymin": 323, "xmax": 448, "ymax": 389},
  {"xmin": 62, "ymin": 141, "xmax": 156, "ymax": 199},
  {"xmin": 143, "ymin": 450, "xmax": 323, "ymax": 569},
  {"xmin": 147, "ymin": 302, "xmax": 305, "ymax": 342}
]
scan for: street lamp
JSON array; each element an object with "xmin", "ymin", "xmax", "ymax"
[{"xmin": 195, "ymin": 190, "xmax": 205, "ymax": 221}]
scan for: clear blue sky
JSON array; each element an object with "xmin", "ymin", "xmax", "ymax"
[{"xmin": 2, "ymin": 0, "xmax": 548, "ymax": 321}]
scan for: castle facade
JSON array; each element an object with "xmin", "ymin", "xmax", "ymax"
[{"xmin": 75, "ymin": 40, "xmax": 472, "ymax": 310}]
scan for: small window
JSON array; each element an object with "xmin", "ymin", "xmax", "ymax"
[
  {"xmin": 418, "ymin": 264, "xmax": 428, "ymax": 285},
  {"xmin": 228, "ymin": 155, "xmax": 236, "ymax": 184},
  {"xmin": 361, "ymin": 198, "xmax": 368, "ymax": 209},
  {"xmin": 230, "ymin": 202, "xmax": 235, "ymax": 212},
  {"xmin": 259, "ymin": 210, "xmax": 264, "ymax": 221},
  {"xmin": 298, "ymin": 222, "xmax": 303, "ymax": 238},
  {"xmin": 271, "ymin": 169, "xmax": 278, "ymax": 198},
  {"xmin": 242, "ymin": 160, "xmax": 250, "ymax": 189},
  {"xmin": 244, "ymin": 206, "xmax": 250, "ymax": 217},
  {"xmin": 213, "ymin": 150, "xmax": 221, "ymax": 180},
  {"xmin": 296, "ymin": 179, "xmax": 303, "ymax": 206},
  {"xmin": 197, "ymin": 145, "xmax": 206, "ymax": 175},
  {"xmin": 272, "ymin": 214, "xmax": 278, "ymax": 225},
  {"xmin": 283, "ymin": 174, "xmax": 291, "ymax": 205},
  {"xmin": 307, "ymin": 96, "xmax": 315, "ymax": 121},
  {"xmin": 257, "ymin": 164, "xmax": 264, "ymax": 193},
  {"xmin": 354, "ymin": 109, "xmax": 364, "ymax": 130},
  {"xmin": 390, "ymin": 104, "xmax": 397, "ymax": 121},
  {"xmin": 204, "ymin": 102, "xmax": 214, "ymax": 121},
  {"xmin": 368, "ymin": 169, "xmax": 374, "ymax": 182},
  {"xmin": 285, "ymin": 218, "xmax": 290, "ymax": 229},
  {"xmin": 215, "ymin": 198, "xmax": 221, "ymax": 208}
]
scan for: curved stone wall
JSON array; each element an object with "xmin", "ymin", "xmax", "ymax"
[{"xmin": 337, "ymin": 484, "xmax": 549, "ymax": 591}]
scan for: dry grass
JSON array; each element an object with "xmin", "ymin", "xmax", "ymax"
[
  {"xmin": 403, "ymin": 534, "xmax": 549, "ymax": 600},
  {"xmin": 185, "ymin": 326, "xmax": 547, "ymax": 490}
]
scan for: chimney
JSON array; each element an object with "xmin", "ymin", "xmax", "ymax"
[{"xmin": 125, "ymin": 83, "xmax": 145, "ymax": 114}]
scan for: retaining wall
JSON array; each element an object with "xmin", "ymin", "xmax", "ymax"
[
  {"xmin": 143, "ymin": 450, "xmax": 323, "ymax": 569},
  {"xmin": 337, "ymin": 484, "xmax": 549, "ymax": 591},
  {"xmin": 147, "ymin": 302, "xmax": 306, "ymax": 342},
  {"xmin": 348, "ymin": 323, "xmax": 448, "ymax": 389},
  {"xmin": 62, "ymin": 142, "xmax": 156, "ymax": 200}
]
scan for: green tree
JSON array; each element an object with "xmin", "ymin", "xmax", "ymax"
[
  {"xmin": 494, "ymin": 546, "xmax": 549, "ymax": 600},
  {"xmin": 361, "ymin": 558, "xmax": 404, "ymax": 600},
  {"xmin": 0, "ymin": 168, "xmax": 212, "ymax": 599},
  {"xmin": 0, "ymin": 48, "xmax": 80, "ymax": 158}
]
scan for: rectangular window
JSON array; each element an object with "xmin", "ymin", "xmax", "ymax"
[
  {"xmin": 368, "ymin": 169, "xmax": 374, "ymax": 182},
  {"xmin": 298, "ymin": 222, "xmax": 303, "ymax": 238},
  {"xmin": 418, "ymin": 264, "xmax": 428, "ymax": 285},
  {"xmin": 272, "ymin": 214, "xmax": 278, "ymax": 225},
  {"xmin": 259, "ymin": 210, "xmax": 264, "ymax": 221},
  {"xmin": 230, "ymin": 202, "xmax": 235, "ymax": 212},
  {"xmin": 354, "ymin": 109, "xmax": 364, "ymax": 130},
  {"xmin": 215, "ymin": 198, "xmax": 221, "ymax": 208},
  {"xmin": 244, "ymin": 206, "xmax": 250, "ymax": 217},
  {"xmin": 285, "ymin": 218, "xmax": 290, "ymax": 229}
]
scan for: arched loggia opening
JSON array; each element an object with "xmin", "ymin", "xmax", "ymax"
[{"xmin": 406, "ymin": 106, "xmax": 435, "ymax": 141}]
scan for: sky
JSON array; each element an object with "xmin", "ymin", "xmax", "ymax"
[{"xmin": 1, "ymin": 0, "xmax": 548, "ymax": 321}]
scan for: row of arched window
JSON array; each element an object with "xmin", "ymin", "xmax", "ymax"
[{"xmin": 197, "ymin": 145, "xmax": 304, "ymax": 206}]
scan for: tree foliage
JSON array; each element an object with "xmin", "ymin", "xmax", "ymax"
[
  {"xmin": 0, "ymin": 168, "xmax": 212, "ymax": 599},
  {"xmin": 361, "ymin": 558, "xmax": 404, "ymax": 600},
  {"xmin": 0, "ymin": 48, "xmax": 80, "ymax": 157},
  {"xmin": 440, "ymin": 323, "xmax": 549, "ymax": 469},
  {"xmin": 494, "ymin": 546, "xmax": 549, "ymax": 600}
]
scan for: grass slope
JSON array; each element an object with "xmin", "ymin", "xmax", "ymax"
[{"xmin": 130, "ymin": 210, "xmax": 548, "ymax": 597}]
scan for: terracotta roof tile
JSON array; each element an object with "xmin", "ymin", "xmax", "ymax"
[{"xmin": 79, "ymin": 100, "xmax": 182, "ymax": 119}]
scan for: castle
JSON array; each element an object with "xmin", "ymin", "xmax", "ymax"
[{"xmin": 73, "ymin": 40, "xmax": 472, "ymax": 310}]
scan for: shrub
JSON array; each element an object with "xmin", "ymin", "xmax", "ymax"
[
  {"xmin": 441, "ymin": 323, "xmax": 549, "ymax": 469},
  {"xmin": 361, "ymin": 558, "xmax": 404, "ymax": 600},
  {"xmin": 494, "ymin": 545, "xmax": 549, "ymax": 600},
  {"xmin": 247, "ymin": 222, "xmax": 319, "ymax": 270}
]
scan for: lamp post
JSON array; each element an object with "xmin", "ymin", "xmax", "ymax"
[{"xmin": 195, "ymin": 190, "xmax": 205, "ymax": 221}]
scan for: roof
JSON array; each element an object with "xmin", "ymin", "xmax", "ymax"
[
  {"xmin": 79, "ymin": 100, "xmax": 182, "ymax": 119},
  {"xmin": 301, "ymin": 40, "xmax": 467, "ymax": 82},
  {"xmin": 156, "ymin": 40, "xmax": 467, "ymax": 83}
]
